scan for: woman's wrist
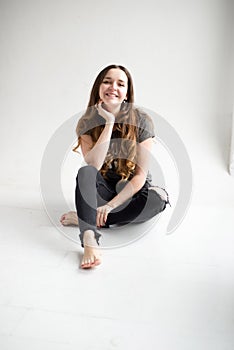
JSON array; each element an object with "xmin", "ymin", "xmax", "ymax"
[
  {"xmin": 105, "ymin": 120, "xmax": 115, "ymax": 126},
  {"xmin": 107, "ymin": 202, "xmax": 115, "ymax": 209},
  {"xmin": 108, "ymin": 195, "xmax": 121, "ymax": 209}
]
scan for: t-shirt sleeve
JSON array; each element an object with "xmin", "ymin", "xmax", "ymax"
[
  {"xmin": 77, "ymin": 114, "xmax": 105, "ymax": 137},
  {"xmin": 137, "ymin": 110, "xmax": 155, "ymax": 143}
]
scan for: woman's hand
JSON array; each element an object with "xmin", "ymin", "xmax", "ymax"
[
  {"xmin": 96, "ymin": 203, "xmax": 114, "ymax": 227},
  {"xmin": 96, "ymin": 101, "xmax": 115, "ymax": 124}
]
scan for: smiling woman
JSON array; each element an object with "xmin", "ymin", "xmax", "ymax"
[
  {"xmin": 99, "ymin": 69, "xmax": 128, "ymax": 108},
  {"xmin": 60, "ymin": 64, "xmax": 171, "ymax": 269}
]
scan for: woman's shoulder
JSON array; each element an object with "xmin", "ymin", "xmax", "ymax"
[
  {"xmin": 134, "ymin": 107, "xmax": 154, "ymax": 129},
  {"xmin": 77, "ymin": 110, "xmax": 105, "ymax": 136},
  {"xmin": 133, "ymin": 107, "xmax": 155, "ymax": 142}
]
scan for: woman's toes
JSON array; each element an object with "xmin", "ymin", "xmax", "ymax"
[
  {"xmin": 82, "ymin": 262, "xmax": 93, "ymax": 269},
  {"xmin": 81, "ymin": 263, "xmax": 90, "ymax": 269},
  {"xmin": 60, "ymin": 215, "xmax": 67, "ymax": 223},
  {"xmin": 81, "ymin": 257, "xmax": 91, "ymax": 267},
  {"xmin": 81, "ymin": 260, "xmax": 89, "ymax": 268},
  {"xmin": 60, "ymin": 212, "xmax": 78, "ymax": 226},
  {"xmin": 81, "ymin": 254, "xmax": 101, "ymax": 269},
  {"xmin": 94, "ymin": 258, "xmax": 101, "ymax": 266},
  {"xmin": 61, "ymin": 219, "xmax": 69, "ymax": 226}
]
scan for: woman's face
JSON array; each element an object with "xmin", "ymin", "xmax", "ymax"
[{"xmin": 99, "ymin": 68, "xmax": 128, "ymax": 107}]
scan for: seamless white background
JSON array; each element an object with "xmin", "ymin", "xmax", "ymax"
[
  {"xmin": 0, "ymin": 0, "xmax": 233, "ymax": 193},
  {"xmin": 0, "ymin": 1, "xmax": 234, "ymax": 349}
]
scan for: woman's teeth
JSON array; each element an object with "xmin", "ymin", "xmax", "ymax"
[{"xmin": 106, "ymin": 93, "xmax": 117, "ymax": 97}]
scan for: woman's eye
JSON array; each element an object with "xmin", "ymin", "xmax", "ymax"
[{"xmin": 102, "ymin": 81, "xmax": 125, "ymax": 87}]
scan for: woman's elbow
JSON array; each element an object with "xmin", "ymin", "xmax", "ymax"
[
  {"xmin": 84, "ymin": 158, "xmax": 102, "ymax": 171},
  {"xmin": 132, "ymin": 174, "xmax": 147, "ymax": 190}
]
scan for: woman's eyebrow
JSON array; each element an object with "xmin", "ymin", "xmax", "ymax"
[{"xmin": 104, "ymin": 76, "xmax": 126, "ymax": 83}]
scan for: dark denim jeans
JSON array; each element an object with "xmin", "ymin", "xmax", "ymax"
[{"xmin": 75, "ymin": 165, "xmax": 170, "ymax": 247}]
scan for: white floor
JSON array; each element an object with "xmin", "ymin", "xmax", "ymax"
[{"xmin": 0, "ymin": 179, "xmax": 234, "ymax": 350}]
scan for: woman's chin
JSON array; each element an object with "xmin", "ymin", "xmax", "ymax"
[
  {"xmin": 103, "ymin": 99, "xmax": 120, "ymax": 105},
  {"xmin": 102, "ymin": 101, "xmax": 121, "ymax": 110}
]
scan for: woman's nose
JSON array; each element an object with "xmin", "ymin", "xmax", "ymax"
[{"xmin": 110, "ymin": 81, "xmax": 117, "ymax": 89}]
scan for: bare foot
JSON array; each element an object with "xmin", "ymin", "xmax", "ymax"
[
  {"xmin": 60, "ymin": 211, "xmax": 78, "ymax": 226},
  {"xmin": 81, "ymin": 230, "xmax": 102, "ymax": 269}
]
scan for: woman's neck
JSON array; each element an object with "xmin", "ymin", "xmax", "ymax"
[{"xmin": 102, "ymin": 103, "xmax": 121, "ymax": 117}]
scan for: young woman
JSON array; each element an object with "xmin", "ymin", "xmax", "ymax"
[{"xmin": 60, "ymin": 64, "xmax": 170, "ymax": 269}]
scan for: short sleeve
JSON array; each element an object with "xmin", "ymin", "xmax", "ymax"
[
  {"xmin": 136, "ymin": 109, "xmax": 155, "ymax": 143},
  {"xmin": 77, "ymin": 113, "xmax": 105, "ymax": 137}
]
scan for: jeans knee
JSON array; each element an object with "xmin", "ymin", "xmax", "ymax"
[
  {"xmin": 148, "ymin": 188, "xmax": 167, "ymax": 213},
  {"xmin": 76, "ymin": 165, "xmax": 97, "ymax": 181}
]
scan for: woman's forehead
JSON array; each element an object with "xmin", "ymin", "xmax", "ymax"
[{"xmin": 104, "ymin": 68, "xmax": 128, "ymax": 82}]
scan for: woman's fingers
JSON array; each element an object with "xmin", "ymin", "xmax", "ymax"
[
  {"xmin": 96, "ymin": 205, "xmax": 111, "ymax": 227},
  {"xmin": 95, "ymin": 102, "xmax": 115, "ymax": 124},
  {"xmin": 103, "ymin": 211, "xmax": 108, "ymax": 223},
  {"xmin": 100, "ymin": 211, "xmax": 106, "ymax": 226},
  {"xmin": 96, "ymin": 209, "xmax": 104, "ymax": 227}
]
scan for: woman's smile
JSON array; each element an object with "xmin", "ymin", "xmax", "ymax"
[{"xmin": 105, "ymin": 92, "xmax": 118, "ymax": 98}]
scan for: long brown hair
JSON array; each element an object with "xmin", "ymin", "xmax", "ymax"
[{"xmin": 73, "ymin": 64, "xmax": 139, "ymax": 180}]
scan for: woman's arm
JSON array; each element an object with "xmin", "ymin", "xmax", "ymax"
[
  {"xmin": 107, "ymin": 137, "xmax": 153, "ymax": 209},
  {"xmin": 80, "ymin": 103, "xmax": 115, "ymax": 170},
  {"xmin": 80, "ymin": 122, "xmax": 114, "ymax": 170},
  {"xmin": 96, "ymin": 137, "xmax": 154, "ymax": 227}
]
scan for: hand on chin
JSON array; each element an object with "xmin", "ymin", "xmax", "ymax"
[{"xmin": 102, "ymin": 100, "xmax": 121, "ymax": 112}]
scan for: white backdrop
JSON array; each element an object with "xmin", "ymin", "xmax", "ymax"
[{"xmin": 0, "ymin": 0, "xmax": 233, "ymax": 206}]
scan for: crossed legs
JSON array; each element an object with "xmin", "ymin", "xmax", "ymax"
[{"xmin": 60, "ymin": 167, "xmax": 169, "ymax": 270}]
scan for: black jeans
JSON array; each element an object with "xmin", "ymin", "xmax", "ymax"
[{"xmin": 75, "ymin": 165, "xmax": 170, "ymax": 247}]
